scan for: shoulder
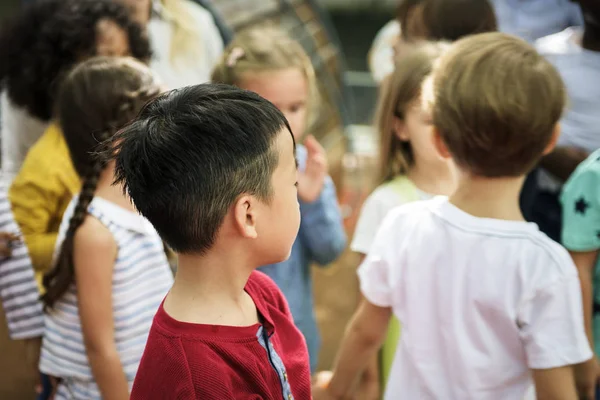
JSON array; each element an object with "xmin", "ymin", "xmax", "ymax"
[
  {"xmin": 562, "ymin": 152, "xmax": 600, "ymax": 206},
  {"xmin": 73, "ymin": 214, "xmax": 117, "ymax": 258},
  {"xmin": 247, "ymin": 270, "xmax": 283, "ymax": 300},
  {"xmin": 565, "ymin": 151, "xmax": 600, "ymax": 189},
  {"xmin": 16, "ymin": 125, "xmax": 66, "ymax": 173},
  {"xmin": 246, "ymin": 271, "xmax": 289, "ymax": 312},
  {"xmin": 131, "ymin": 323, "xmax": 196, "ymax": 399},
  {"xmin": 522, "ymin": 230, "xmax": 579, "ymax": 284},
  {"xmin": 384, "ymin": 196, "xmax": 434, "ymax": 222},
  {"xmin": 365, "ymin": 179, "xmax": 419, "ymax": 209},
  {"xmin": 535, "ymin": 27, "xmax": 582, "ymax": 56}
]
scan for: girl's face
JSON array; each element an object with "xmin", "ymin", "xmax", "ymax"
[
  {"xmin": 239, "ymin": 68, "xmax": 309, "ymax": 141},
  {"xmin": 395, "ymin": 98, "xmax": 441, "ymax": 165},
  {"xmin": 96, "ymin": 19, "xmax": 131, "ymax": 57}
]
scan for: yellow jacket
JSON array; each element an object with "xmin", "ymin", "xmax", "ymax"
[{"xmin": 9, "ymin": 124, "xmax": 80, "ymax": 290}]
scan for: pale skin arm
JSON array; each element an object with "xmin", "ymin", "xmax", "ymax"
[
  {"xmin": 356, "ymin": 254, "xmax": 380, "ymax": 398},
  {"xmin": 571, "ymin": 250, "xmax": 600, "ymax": 399},
  {"xmin": 314, "ymin": 299, "xmax": 392, "ymax": 400},
  {"xmin": 532, "ymin": 366, "xmax": 578, "ymax": 400},
  {"xmin": 74, "ymin": 217, "xmax": 129, "ymax": 400}
]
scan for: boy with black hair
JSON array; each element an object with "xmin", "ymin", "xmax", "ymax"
[
  {"xmin": 314, "ymin": 32, "xmax": 591, "ymax": 400},
  {"xmin": 112, "ymin": 84, "xmax": 311, "ymax": 399}
]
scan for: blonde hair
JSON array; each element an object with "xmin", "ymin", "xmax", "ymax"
[
  {"xmin": 160, "ymin": 0, "xmax": 203, "ymax": 64},
  {"xmin": 376, "ymin": 41, "xmax": 448, "ymax": 183},
  {"xmin": 211, "ymin": 26, "xmax": 317, "ymax": 131},
  {"xmin": 425, "ymin": 32, "xmax": 565, "ymax": 177}
]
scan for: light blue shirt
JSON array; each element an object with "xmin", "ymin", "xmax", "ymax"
[
  {"xmin": 536, "ymin": 27, "xmax": 600, "ymax": 153},
  {"xmin": 493, "ymin": 0, "xmax": 583, "ymax": 41},
  {"xmin": 258, "ymin": 144, "xmax": 347, "ymax": 372}
]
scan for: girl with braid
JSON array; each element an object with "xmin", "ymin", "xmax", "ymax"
[{"xmin": 38, "ymin": 56, "xmax": 173, "ymax": 399}]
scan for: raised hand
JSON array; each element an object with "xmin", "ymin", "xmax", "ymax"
[{"xmin": 297, "ymin": 135, "xmax": 328, "ymax": 203}]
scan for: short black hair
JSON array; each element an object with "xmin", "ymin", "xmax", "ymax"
[
  {"xmin": 0, "ymin": 0, "xmax": 151, "ymax": 122},
  {"xmin": 111, "ymin": 84, "xmax": 293, "ymax": 254}
]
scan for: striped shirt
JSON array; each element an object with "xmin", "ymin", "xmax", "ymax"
[
  {"xmin": 0, "ymin": 183, "xmax": 44, "ymax": 340},
  {"xmin": 39, "ymin": 196, "xmax": 174, "ymax": 399}
]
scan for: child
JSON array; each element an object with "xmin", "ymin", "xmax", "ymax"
[
  {"xmin": 351, "ymin": 41, "xmax": 455, "ymax": 396},
  {"xmin": 561, "ymin": 149, "xmax": 600, "ymax": 399},
  {"xmin": 368, "ymin": 0, "xmax": 496, "ymax": 84},
  {"xmin": 0, "ymin": 182, "xmax": 44, "ymax": 396},
  {"xmin": 38, "ymin": 56, "xmax": 173, "ymax": 399},
  {"xmin": 5, "ymin": 0, "xmax": 152, "ymax": 290},
  {"xmin": 117, "ymin": 0, "xmax": 224, "ymax": 89},
  {"xmin": 0, "ymin": 183, "xmax": 43, "ymax": 341},
  {"xmin": 107, "ymin": 84, "xmax": 311, "ymax": 399},
  {"xmin": 520, "ymin": 0, "xmax": 600, "ymax": 241},
  {"xmin": 211, "ymin": 27, "xmax": 347, "ymax": 372},
  {"xmin": 314, "ymin": 32, "xmax": 592, "ymax": 400},
  {"xmin": 0, "ymin": 0, "xmax": 151, "ymax": 182}
]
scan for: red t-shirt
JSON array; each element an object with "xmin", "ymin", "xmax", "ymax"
[{"xmin": 130, "ymin": 271, "xmax": 312, "ymax": 400}]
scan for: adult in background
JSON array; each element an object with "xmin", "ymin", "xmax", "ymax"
[
  {"xmin": 0, "ymin": 0, "xmax": 151, "ymax": 182},
  {"xmin": 117, "ymin": 0, "xmax": 224, "ymax": 89},
  {"xmin": 492, "ymin": 0, "xmax": 583, "ymax": 42}
]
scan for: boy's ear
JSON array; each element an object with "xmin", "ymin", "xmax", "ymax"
[
  {"xmin": 394, "ymin": 117, "xmax": 409, "ymax": 141},
  {"xmin": 542, "ymin": 123, "xmax": 561, "ymax": 156},
  {"xmin": 433, "ymin": 128, "xmax": 451, "ymax": 159},
  {"xmin": 233, "ymin": 194, "xmax": 258, "ymax": 239}
]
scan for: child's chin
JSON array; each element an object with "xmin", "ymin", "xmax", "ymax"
[{"xmin": 265, "ymin": 248, "xmax": 294, "ymax": 265}]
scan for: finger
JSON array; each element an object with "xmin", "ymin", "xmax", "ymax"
[
  {"xmin": 305, "ymin": 135, "xmax": 324, "ymax": 155},
  {"xmin": 0, "ymin": 231, "xmax": 19, "ymax": 241}
]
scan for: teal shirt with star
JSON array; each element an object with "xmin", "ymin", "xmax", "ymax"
[{"xmin": 561, "ymin": 149, "xmax": 600, "ymax": 356}]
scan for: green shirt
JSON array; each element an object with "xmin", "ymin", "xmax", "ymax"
[{"xmin": 561, "ymin": 149, "xmax": 600, "ymax": 355}]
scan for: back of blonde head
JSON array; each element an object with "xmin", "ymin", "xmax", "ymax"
[{"xmin": 376, "ymin": 41, "xmax": 448, "ymax": 183}]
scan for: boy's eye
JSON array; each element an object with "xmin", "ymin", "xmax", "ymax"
[
  {"xmin": 290, "ymin": 103, "xmax": 305, "ymax": 113},
  {"xmin": 294, "ymin": 182, "xmax": 299, "ymax": 187}
]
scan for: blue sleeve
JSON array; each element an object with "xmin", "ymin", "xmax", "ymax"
[
  {"xmin": 568, "ymin": 3, "xmax": 584, "ymax": 27},
  {"xmin": 298, "ymin": 175, "xmax": 346, "ymax": 267}
]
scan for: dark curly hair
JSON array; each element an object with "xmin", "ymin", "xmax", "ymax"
[{"xmin": 0, "ymin": 0, "xmax": 152, "ymax": 122}]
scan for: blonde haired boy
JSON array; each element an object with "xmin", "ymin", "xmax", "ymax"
[{"xmin": 314, "ymin": 32, "xmax": 592, "ymax": 400}]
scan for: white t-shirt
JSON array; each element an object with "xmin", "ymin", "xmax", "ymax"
[
  {"xmin": 149, "ymin": 0, "xmax": 223, "ymax": 90},
  {"xmin": 359, "ymin": 197, "xmax": 592, "ymax": 400},
  {"xmin": 0, "ymin": 92, "xmax": 49, "ymax": 183},
  {"xmin": 351, "ymin": 177, "xmax": 430, "ymax": 255}
]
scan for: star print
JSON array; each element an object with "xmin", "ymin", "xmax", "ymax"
[{"xmin": 575, "ymin": 197, "xmax": 590, "ymax": 215}]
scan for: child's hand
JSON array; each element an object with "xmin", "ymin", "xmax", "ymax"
[
  {"xmin": 298, "ymin": 135, "xmax": 328, "ymax": 203},
  {"xmin": 0, "ymin": 231, "xmax": 19, "ymax": 257},
  {"xmin": 356, "ymin": 374, "xmax": 380, "ymax": 400},
  {"xmin": 312, "ymin": 371, "xmax": 336, "ymax": 400}
]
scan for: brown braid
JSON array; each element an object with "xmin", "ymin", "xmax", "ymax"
[{"xmin": 41, "ymin": 130, "xmax": 112, "ymax": 309}]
